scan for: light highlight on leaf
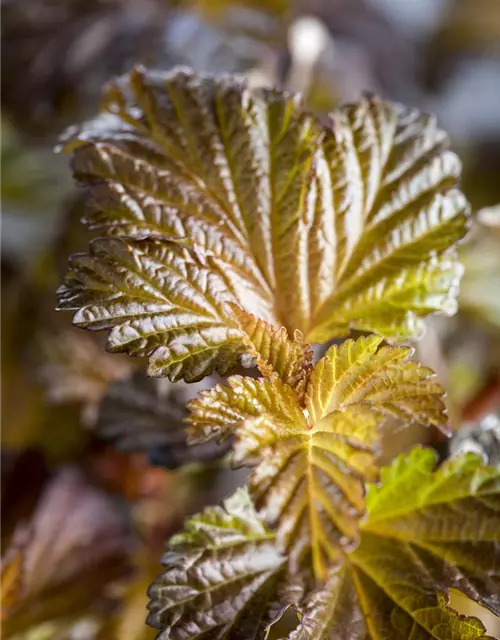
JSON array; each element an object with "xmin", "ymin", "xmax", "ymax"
[
  {"xmin": 146, "ymin": 488, "xmax": 290, "ymax": 639},
  {"xmin": 58, "ymin": 67, "xmax": 469, "ymax": 380}
]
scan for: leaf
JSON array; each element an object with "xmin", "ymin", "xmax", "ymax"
[
  {"xmin": 58, "ymin": 67, "xmax": 469, "ymax": 380},
  {"xmin": 38, "ymin": 330, "xmax": 131, "ymax": 426},
  {"xmin": 189, "ymin": 336, "xmax": 447, "ymax": 579},
  {"xmin": 459, "ymin": 217, "xmax": 500, "ymax": 331},
  {"xmin": 1, "ymin": 468, "xmax": 129, "ymax": 636},
  {"xmin": 347, "ymin": 447, "xmax": 500, "ymax": 639},
  {"xmin": 146, "ymin": 487, "xmax": 294, "ymax": 639},
  {"xmin": 97, "ymin": 553, "xmax": 159, "ymax": 640},
  {"xmin": 289, "ymin": 448, "xmax": 500, "ymax": 639},
  {"xmin": 96, "ymin": 370, "xmax": 229, "ymax": 468},
  {"xmin": 287, "ymin": 565, "xmax": 365, "ymax": 640},
  {"xmin": 232, "ymin": 307, "xmax": 313, "ymax": 400}
]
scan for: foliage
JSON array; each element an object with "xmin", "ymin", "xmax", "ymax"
[
  {"xmin": 57, "ymin": 66, "xmax": 469, "ymax": 380},
  {"xmin": 45, "ymin": 64, "xmax": 500, "ymax": 638},
  {"xmin": 148, "ymin": 449, "xmax": 500, "ymax": 639},
  {"xmin": 2, "ymin": 0, "xmax": 500, "ymax": 623}
]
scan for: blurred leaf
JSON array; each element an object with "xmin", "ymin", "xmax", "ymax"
[
  {"xmin": 96, "ymin": 370, "xmax": 229, "ymax": 468},
  {"xmin": 1, "ymin": 116, "xmax": 68, "ymax": 216},
  {"xmin": 98, "ymin": 554, "xmax": 158, "ymax": 640},
  {"xmin": 147, "ymin": 487, "xmax": 291, "ymax": 638},
  {"xmin": 1, "ymin": 542, "xmax": 25, "ymax": 623},
  {"xmin": 189, "ymin": 334, "xmax": 447, "ymax": 579},
  {"xmin": 1, "ymin": 468, "xmax": 130, "ymax": 637},
  {"xmin": 460, "ymin": 221, "xmax": 500, "ymax": 331},
  {"xmin": 39, "ymin": 330, "xmax": 131, "ymax": 426},
  {"xmin": 58, "ymin": 66, "xmax": 469, "ymax": 380},
  {"xmin": 1, "ymin": 0, "xmax": 171, "ymax": 135}
]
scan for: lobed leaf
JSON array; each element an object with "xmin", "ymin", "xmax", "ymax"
[
  {"xmin": 58, "ymin": 66, "xmax": 469, "ymax": 380},
  {"xmin": 189, "ymin": 336, "xmax": 447, "ymax": 579},
  {"xmin": 147, "ymin": 449, "xmax": 500, "ymax": 639},
  {"xmin": 146, "ymin": 488, "xmax": 293, "ymax": 639},
  {"xmin": 293, "ymin": 448, "xmax": 500, "ymax": 639},
  {"xmin": 350, "ymin": 447, "xmax": 500, "ymax": 639}
]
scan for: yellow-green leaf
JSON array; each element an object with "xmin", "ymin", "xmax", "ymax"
[
  {"xmin": 58, "ymin": 67, "xmax": 469, "ymax": 380},
  {"xmin": 349, "ymin": 447, "xmax": 500, "ymax": 639},
  {"xmin": 233, "ymin": 307, "xmax": 313, "ymax": 400},
  {"xmin": 189, "ymin": 336, "xmax": 447, "ymax": 579},
  {"xmin": 289, "ymin": 448, "xmax": 500, "ymax": 639}
]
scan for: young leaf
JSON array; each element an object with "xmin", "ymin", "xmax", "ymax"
[
  {"xmin": 352, "ymin": 447, "xmax": 500, "ymax": 631},
  {"xmin": 96, "ymin": 370, "xmax": 228, "ymax": 468},
  {"xmin": 58, "ymin": 67, "xmax": 469, "ymax": 380},
  {"xmin": 147, "ymin": 487, "xmax": 293, "ymax": 639},
  {"xmin": 232, "ymin": 307, "xmax": 313, "ymax": 400},
  {"xmin": 189, "ymin": 336, "xmax": 447, "ymax": 579},
  {"xmin": 293, "ymin": 448, "xmax": 500, "ymax": 639}
]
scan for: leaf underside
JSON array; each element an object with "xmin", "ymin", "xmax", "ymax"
[
  {"xmin": 57, "ymin": 66, "xmax": 469, "ymax": 380},
  {"xmin": 188, "ymin": 335, "xmax": 447, "ymax": 579},
  {"xmin": 148, "ymin": 450, "xmax": 500, "ymax": 640}
]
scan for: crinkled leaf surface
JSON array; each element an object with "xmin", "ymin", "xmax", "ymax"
[
  {"xmin": 58, "ymin": 66, "xmax": 469, "ymax": 380},
  {"xmin": 189, "ymin": 335, "xmax": 447, "ymax": 579},
  {"xmin": 147, "ymin": 450, "xmax": 500, "ymax": 640},
  {"xmin": 293, "ymin": 448, "xmax": 500, "ymax": 639},
  {"xmin": 146, "ymin": 488, "xmax": 293, "ymax": 639},
  {"xmin": 96, "ymin": 370, "xmax": 228, "ymax": 468}
]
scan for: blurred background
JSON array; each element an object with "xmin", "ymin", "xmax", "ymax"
[{"xmin": 2, "ymin": 0, "xmax": 500, "ymax": 637}]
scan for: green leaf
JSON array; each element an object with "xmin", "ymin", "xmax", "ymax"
[
  {"xmin": 293, "ymin": 448, "xmax": 500, "ymax": 639},
  {"xmin": 189, "ymin": 336, "xmax": 447, "ymax": 579},
  {"xmin": 96, "ymin": 370, "xmax": 228, "ymax": 468},
  {"xmin": 58, "ymin": 67, "xmax": 469, "ymax": 380},
  {"xmin": 146, "ymin": 487, "xmax": 293, "ymax": 639},
  {"xmin": 353, "ymin": 448, "xmax": 500, "ymax": 618},
  {"xmin": 147, "ymin": 450, "xmax": 499, "ymax": 639}
]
